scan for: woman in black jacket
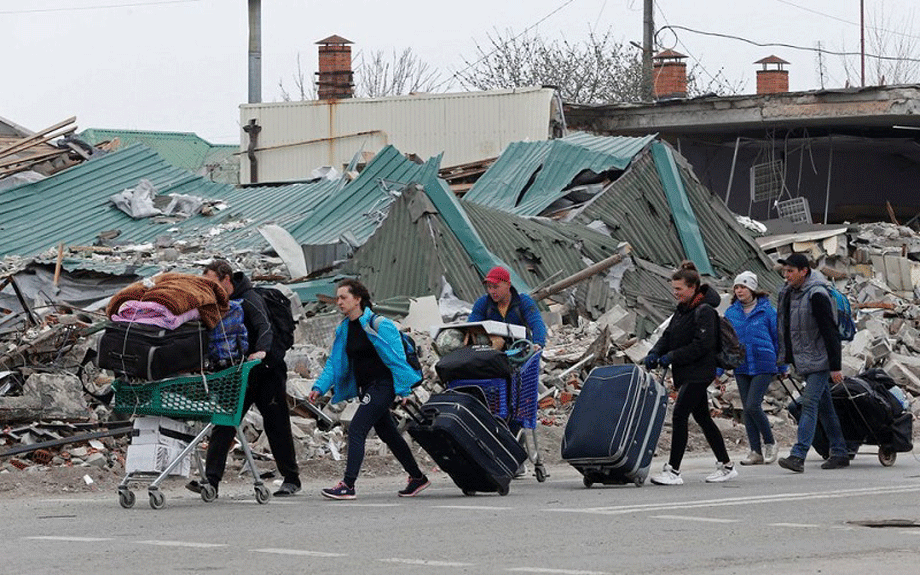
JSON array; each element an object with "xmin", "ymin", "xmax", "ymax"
[{"xmin": 643, "ymin": 261, "xmax": 737, "ymax": 485}]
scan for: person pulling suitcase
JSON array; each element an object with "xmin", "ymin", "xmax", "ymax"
[
  {"xmin": 642, "ymin": 261, "xmax": 738, "ymax": 485},
  {"xmin": 309, "ymin": 279, "xmax": 430, "ymax": 500}
]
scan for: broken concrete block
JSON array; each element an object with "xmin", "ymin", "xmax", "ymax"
[
  {"xmin": 841, "ymin": 355, "xmax": 865, "ymax": 377},
  {"xmin": 338, "ymin": 401, "xmax": 360, "ymax": 430},
  {"xmin": 865, "ymin": 338, "xmax": 893, "ymax": 365}
]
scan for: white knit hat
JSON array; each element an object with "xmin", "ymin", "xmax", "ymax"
[{"xmin": 733, "ymin": 271, "xmax": 758, "ymax": 292}]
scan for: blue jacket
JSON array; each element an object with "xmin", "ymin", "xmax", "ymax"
[
  {"xmin": 312, "ymin": 307, "xmax": 417, "ymax": 403},
  {"xmin": 468, "ymin": 287, "xmax": 547, "ymax": 346},
  {"xmin": 724, "ymin": 296, "xmax": 783, "ymax": 376}
]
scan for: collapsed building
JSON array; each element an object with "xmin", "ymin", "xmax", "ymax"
[{"xmin": 0, "ymin": 102, "xmax": 918, "ymax": 480}]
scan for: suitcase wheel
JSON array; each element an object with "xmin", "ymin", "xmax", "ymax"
[
  {"xmin": 878, "ymin": 448, "xmax": 897, "ymax": 467},
  {"xmin": 463, "ymin": 489, "xmax": 476, "ymax": 496},
  {"xmin": 497, "ymin": 484, "xmax": 509, "ymax": 496},
  {"xmin": 582, "ymin": 476, "xmax": 594, "ymax": 488}
]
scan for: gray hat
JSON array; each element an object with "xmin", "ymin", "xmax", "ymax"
[{"xmin": 733, "ymin": 271, "xmax": 758, "ymax": 292}]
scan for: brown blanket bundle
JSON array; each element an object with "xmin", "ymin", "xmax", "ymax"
[{"xmin": 106, "ymin": 273, "xmax": 230, "ymax": 329}]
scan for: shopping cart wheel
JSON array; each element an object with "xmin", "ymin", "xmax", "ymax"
[
  {"xmin": 118, "ymin": 488, "xmax": 135, "ymax": 509},
  {"xmin": 148, "ymin": 490, "xmax": 166, "ymax": 510},
  {"xmin": 462, "ymin": 489, "xmax": 476, "ymax": 496},
  {"xmin": 200, "ymin": 484, "xmax": 218, "ymax": 503},
  {"xmin": 535, "ymin": 464, "xmax": 547, "ymax": 483},
  {"xmin": 254, "ymin": 484, "xmax": 271, "ymax": 504},
  {"xmin": 878, "ymin": 448, "xmax": 897, "ymax": 467},
  {"xmin": 582, "ymin": 477, "xmax": 594, "ymax": 488}
]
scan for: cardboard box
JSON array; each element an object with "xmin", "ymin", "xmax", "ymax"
[
  {"xmin": 125, "ymin": 443, "xmax": 191, "ymax": 477},
  {"xmin": 131, "ymin": 416, "xmax": 195, "ymax": 449}
]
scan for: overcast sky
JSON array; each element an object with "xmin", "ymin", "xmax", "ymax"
[{"xmin": 4, "ymin": 0, "xmax": 917, "ymax": 145}]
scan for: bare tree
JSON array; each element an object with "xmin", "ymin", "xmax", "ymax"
[
  {"xmin": 840, "ymin": 3, "xmax": 919, "ymax": 86},
  {"xmin": 456, "ymin": 29, "xmax": 644, "ymax": 104},
  {"xmin": 278, "ymin": 52, "xmax": 317, "ymax": 101},
  {"xmin": 355, "ymin": 48, "xmax": 441, "ymax": 98}
]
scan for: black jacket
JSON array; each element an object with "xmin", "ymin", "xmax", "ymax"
[
  {"xmin": 650, "ymin": 284, "xmax": 720, "ymax": 386},
  {"xmin": 229, "ymin": 271, "xmax": 273, "ymax": 356}
]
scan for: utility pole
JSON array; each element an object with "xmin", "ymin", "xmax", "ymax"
[
  {"xmin": 860, "ymin": 0, "xmax": 865, "ymax": 87},
  {"xmin": 642, "ymin": 0, "xmax": 654, "ymax": 101},
  {"xmin": 248, "ymin": 0, "xmax": 262, "ymax": 103}
]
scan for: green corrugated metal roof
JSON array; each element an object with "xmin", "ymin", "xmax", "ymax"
[
  {"xmin": 79, "ymin": 128, "xmax": 237, "ymax": 174},
  {"xmin": 464, "ymin": 133, "xmax": 657, "ymax": 216},
  {"xmin": 0, "ymin": 143, "xmax": 444, "ymax": 263}
]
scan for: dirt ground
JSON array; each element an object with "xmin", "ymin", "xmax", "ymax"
[{"xmin": 0, "ymin": 415, "xmax": 803, "ymax": 499}]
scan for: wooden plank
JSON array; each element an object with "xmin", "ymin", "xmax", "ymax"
[{"xmin": 0, "ymin": 117, "xmax": 76, "ymax": 160}]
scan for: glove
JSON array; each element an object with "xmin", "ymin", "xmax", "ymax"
[
  {"xmin": 643, "ymin": 354, "xmax": 659, "ymax": 370},
  {"xmin": 658, "ymin": 354, "xmax": 672, "ymax": 368}
]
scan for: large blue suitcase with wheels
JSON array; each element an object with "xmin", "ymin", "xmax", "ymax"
[{"xmin": 561, "ymin": 364, "xmax": 667, "ymax": 487}]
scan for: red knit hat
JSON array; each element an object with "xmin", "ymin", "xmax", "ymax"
[{"xmin": 483, "ymin": 266, "xmax": 510, "ymax": 284}]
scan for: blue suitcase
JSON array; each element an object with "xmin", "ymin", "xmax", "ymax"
[{"xmin": 561, "ymin": 364, "xmax": 667, "ymax": 487}]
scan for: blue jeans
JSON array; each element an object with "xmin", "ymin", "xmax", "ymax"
[
  {"xmin": 736, "ymin": 373, "xmax": 775, "ymax": 453},
  {"xmin": 791, "ymin": 371, "xmax": 848, "ymax": 459}
]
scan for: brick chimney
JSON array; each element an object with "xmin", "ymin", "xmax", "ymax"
[
  {"xmin": 315, "ymin": 34, "xmax": 354, "ymax": 99},
  {"xmin": 755, "ymin": 55, "xmax": 789, "ymax": 95},
  {"xmin": 653, "ymin": 49, "xmax": 687, "ymax": 99}
]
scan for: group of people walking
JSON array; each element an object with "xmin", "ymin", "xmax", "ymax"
[
  {"xmin": 200, "ymin": 252, "xmax": 850, "ymax": 499},
  {"xmin": 643, "ymin": 252, "xmax": 851, "ymax": 485}
]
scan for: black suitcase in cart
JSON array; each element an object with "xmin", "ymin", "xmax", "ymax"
[
  {"xmin": 407, "ymin": 389, "xmax": 527, "ymax": 496},
  {"xmin": 561, "ymin": 364, "xmax": 667, "ymax": 487},
  {"xmin": 98, "ymin": 321, "xmax": 210, "ymax": 381}
]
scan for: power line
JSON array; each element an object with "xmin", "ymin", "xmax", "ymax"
[
  {"xmin": 659, "ymin": 24, "xmax": 920, "ymax": 64},
  {"xmin": 775, "ymin": 0, "xmax": 920, "ymax": 42},
  {"xmin": 0, "ymin": 0, "xmax": 200, "ymax": 15},
  {"xmin": 434, "ymin": 0, "xmax": 578, "ymax": 90}
]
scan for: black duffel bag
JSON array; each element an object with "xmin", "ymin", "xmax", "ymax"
[
  {"xmin": 98, "ymin": 321, "xmax": 210, "ymax": 381},
  {"xmin": 435, "ymin": 345, "xmax": 513, "ymax": 383}
]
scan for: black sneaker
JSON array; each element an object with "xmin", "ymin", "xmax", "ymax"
[
  {"xmin": 778, "ymin": 455, "xmax": 805, "ymax": 473},
  {"xmin": 273, "ymin": 482, "xmax": 301, "ymax": 497},
  {"xmin": 398, "ymin": 475, "xmax": 431, "ymax": 497},
  {"xmin": 321, "ymin": 481, "xmax": 356, "ymax": 500},
  {"xmin": 820, "ymin": 456, "xmax": 850, "ymax": 470}
]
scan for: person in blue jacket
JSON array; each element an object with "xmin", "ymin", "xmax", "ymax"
[
  {"xmin": 724, "ymin": 271, "xmax": 783, "ymax": 466},
  {"xmin": 468, "ymin": 266, "xmax": 547, "ymax": 348},
  {"xmin": 309, "ymin": 279, "xmax": 429, "ymax": 500}
]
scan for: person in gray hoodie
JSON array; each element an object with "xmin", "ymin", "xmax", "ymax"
[{"xmin": 775, "ymin": 253, "xmax": 850, "ymax": 473}]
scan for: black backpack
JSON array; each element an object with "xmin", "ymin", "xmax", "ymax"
[
  {"xmin": 252, "ymin": 286, "xmax": 296, "ymax": 359},
  {"xmin": 696, "ymin": 305, "xmax": 745, "ymax": 370}
]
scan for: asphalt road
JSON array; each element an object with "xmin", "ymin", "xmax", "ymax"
[{"xmin": 3, "ymin": 450, "xmax": 920, "ymax": 575}]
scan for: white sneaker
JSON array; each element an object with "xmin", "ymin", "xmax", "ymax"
[
  {"xmin": 763, "ymin": 444, "xmax": 778, "ymax": 464},
  {"xmin": 706, "ymin": 462, "xmax": 738, "ymax": 483},
  {"xmin": 650, "ymin": 463, "xmax": 684, "ymax": 485},
  {"xmin": 739, "ymin": 451, "xmax": 764, "ymax": 466}
]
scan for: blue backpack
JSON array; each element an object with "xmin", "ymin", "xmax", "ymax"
[
  {"xmin": 370, "ymin": 313, "xmax": 423, "ymax": 386},
  {"xmin": 826, "ymin": 285, "xmax": 856, "ymax": 342}
]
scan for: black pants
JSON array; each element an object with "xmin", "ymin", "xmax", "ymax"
[
  {"xmin": 668, "ymin": 380, "xmax": 730, "ymax": 470},
  {"xmin": 343, "ymin": 379, "xmax": 423, "ymax": 487},
  {"xmin": 206, "ymin": 361, "xmax": 300, "ymax": 487}
]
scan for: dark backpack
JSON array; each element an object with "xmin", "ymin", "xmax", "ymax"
[
  {"xmin": 371, "ymin": 313, "xmax": 423, "ymax": 386},
  {"xmin": 252, "ymin": 286, "xmax": 296, "ymax": 359},
  {"xmin": 697, "ymin": 305, "xmax": 745, "ymax": 370}
]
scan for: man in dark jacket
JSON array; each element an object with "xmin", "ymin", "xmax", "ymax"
[
  {"xmin": 468, "ymin": 266, "xmax": 547, "ymax": 348},
  {"xmin": 775, "ymin": 253, "xmax": 849, "ymax": 473},
  {"xmin": 194, "ymin": 259, "xmax": 301, "ymax": 496}
]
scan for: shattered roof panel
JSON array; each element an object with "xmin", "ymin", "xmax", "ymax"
[
  {"xmin": 465, "ymin": 133, "xmax": 657, "ymax": 216},
  {"xmin": 0, "ymin": 144, "xmax": 443, "ymax": 261},
  {"xmin": 78, "ymin": 128, "xmax": 236, "ymax": 174}
]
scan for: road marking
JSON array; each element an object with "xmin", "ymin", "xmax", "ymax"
[
  {"xmin": 25, "ymin": 536, "xmax": 113, "ymax": 542},
  {"xmin": 506, "ymin": 568, "xmax": 610, "ymax": 575},
  {"xmin": 254, "ymin": 548, "xmax": 347, "ymax": 557},
  {"xmin": 342, "ymin": 503, "xmax": 400, "ymax": 507},
  {"xmin": 549, "ymin": 485, "xmax": 920, "ymax": 516},
  {"xmin": 653, "ymin": 514, "xmax": 738, "ymax": 523},
  {"xmin": 381, "ymin": 558, "xmax": 474, "ymax": 567},
  {"xmin": 138, "ymin": 540, "xmax": 227, "ymax": 548},
  {"xmin": 434, "ymin": 505, "xmax": 512, "ymax": 511},
  {"xmin": 770, "ymin": 523, "xmax": 819, "ymax": 528}
]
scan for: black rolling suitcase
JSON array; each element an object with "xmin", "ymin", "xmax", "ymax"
[
  {"xmin": 98, "ymin": 321, "xmax": 210, "ymax": 380},
  {"xmin": 407, "ymin": 389, "xmax": 527, "ymax": 496},
  {"xmin": 561, "ymin": 364, "xmax": 667, "ymax": 487}
]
